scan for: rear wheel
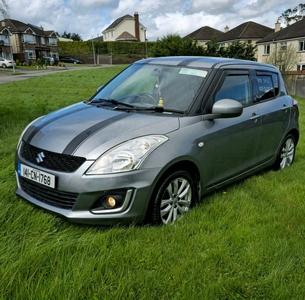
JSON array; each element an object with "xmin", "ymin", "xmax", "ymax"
[
  {"xmin": 2, "ymin": 64, "xmax": 6, "ymax": 68},
  {"xmin": 150, "ymin": 170, "xmax": 197, "ymax": 225},
  {"xmin": 273, "ymin": 134, "xmax": 296, "ymax": 170}
]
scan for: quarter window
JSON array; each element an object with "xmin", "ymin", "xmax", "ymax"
[{"xmin": 215, "ymin": 74, "xmax": 251, "ymax": 106}]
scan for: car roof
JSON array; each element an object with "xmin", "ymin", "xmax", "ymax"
[{"xmin": 136, "ymin": 56, "xmax": 277, "ymax": 71}]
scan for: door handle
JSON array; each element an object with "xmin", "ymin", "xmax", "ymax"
[{"xmin": 250, "ymin": 113, "xmax": 260, "ymax": 120}]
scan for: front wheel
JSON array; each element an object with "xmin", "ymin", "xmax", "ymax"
[
  {"xmin": 273, "ymin": 134, "xmax": 296, "ymax": 170},
  {"xmin": 150, "ymin": 170, "xmax": 197, "ymax": 225}
]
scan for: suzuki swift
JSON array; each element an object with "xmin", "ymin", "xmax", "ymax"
[{"xmin": 15, "ymin": 56, "xmax": 300, "ymax": 225}]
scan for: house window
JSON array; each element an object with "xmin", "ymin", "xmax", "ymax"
[
  {"xmin": 280, "ymin": 42, "xmax": 287, "ymax": 51},
  {"xmin": 25, "ymin": 50, "xmax": 36, "ymax": 59},
  {"xmin": 264, "ymin": 44, "xmax": 270, "ymax": 54},
  {"xmin": 0, "ymin": 34, "xmax": 10, "ymax": 44},
  {"xmin": 299, "ymin": 40, "xmax": 305, "ymax": 51},
  {"xmin": 49, "ymin": 38, "xmax": 57, "ymax": 45},
  {"xmin": 297, "ymin": 64, "xmax": 305, "ymax": 70},
  {"xmin": 111, "ymin": 31, "xmax": 114, "ymax": 38},
  {"xmin": 23, "ymin": 34, "xmax": 36, "ymax": 44},
  {"xmin": 41, "ymin": 37, "xmax": 45, "ymax": 44}
]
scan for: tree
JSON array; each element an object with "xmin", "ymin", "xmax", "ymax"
[
  {"xmin": 151, "ymin": 34, "xmax": 204, "ymax": 57},
  {"xmin": 60, "ymin": 31, "xmax": 83, "ymax": 41},
  {"xmin": 278, "ymin": 3, "xmax": 305, "ymax": 26},
  {"xmin": 264, "ymin": 44, "xmax": 301, "ymax": 72},
  {"xmin": 223, "ymin": 40, "xmax": 257, "ymax": 61},
  {"xmin": 0, "ymin": 0, "xmax": 9, "ymax": 18}
]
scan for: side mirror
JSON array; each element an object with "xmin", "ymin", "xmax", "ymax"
[{"xmin": 202, "ymin": 99, "xmax": 243, "ymax": 120}]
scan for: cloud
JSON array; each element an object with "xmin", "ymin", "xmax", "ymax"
[{"xmin": 3, "ymin": 0, "xmax": 303, "ymax": 41}]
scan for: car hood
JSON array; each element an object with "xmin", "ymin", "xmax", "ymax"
[{"xmin": 22, "ymin": 102, "xmax": 179, "ymax": 159}]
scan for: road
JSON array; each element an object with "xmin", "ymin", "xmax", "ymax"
[{"xmin": 0, "ymin": 65, "xmax": 110, "ymax": 85}]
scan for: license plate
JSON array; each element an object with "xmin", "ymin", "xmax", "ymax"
[{"xmin": 18, "ymin": 163, "xmax": 56, "ymax": 188}]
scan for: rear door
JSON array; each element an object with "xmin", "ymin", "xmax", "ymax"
[{"xmin": 253, "ymin": 71, "xmax": 290, "ymax": 164}]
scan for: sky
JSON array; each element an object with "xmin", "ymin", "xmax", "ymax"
[{"xmin": 2, "ymin": 0, "xmax": 303, "ymax": 41}]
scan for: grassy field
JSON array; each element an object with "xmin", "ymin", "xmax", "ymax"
[{"xmin": 0, "ymin": 66, "xmax": 304, "ymax": 299}]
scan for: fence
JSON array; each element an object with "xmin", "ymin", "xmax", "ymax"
[{"xmin": 284, "ymin": 73, "xmax": 305, "ymax": 98}]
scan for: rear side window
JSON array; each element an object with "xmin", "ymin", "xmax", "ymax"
[
  {"xmin": 256, "ymin": 72, "xmax": 279, "ymax": 101},
  {"xmin": 215, "ymin": 74, "xmax": 251, "ymax": 106}
]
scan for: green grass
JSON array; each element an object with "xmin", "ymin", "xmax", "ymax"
[{"xmin": 0, "ymin": 67, "xmax": 305, "ymax": 299}]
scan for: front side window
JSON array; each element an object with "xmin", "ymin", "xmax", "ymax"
[
  {"xmin": 215, "ymin": 74, "xmax": 251, "ymax": 106},
  {"xmin": 92, "ymin": 64, "xmax": 208, "ymax": 111}
]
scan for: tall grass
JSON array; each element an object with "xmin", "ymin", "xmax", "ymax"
[{"xmin": 0, "ymin": 67, "xmax": 304, "ymax": 299}]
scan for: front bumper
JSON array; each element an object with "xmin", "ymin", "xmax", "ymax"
[{"xmin": 15, "ymin": 159, "xmax": 161, "ymax": 225}]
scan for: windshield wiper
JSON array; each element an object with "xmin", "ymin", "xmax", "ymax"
[
  {"xmin": 93, "ymin": 98, "xmax": 135, "ymax": 108},
  {"xmin": 114, "ymin": 105, "xmax": 185, "ymax": 115}
]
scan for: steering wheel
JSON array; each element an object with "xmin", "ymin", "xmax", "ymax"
[{"xmin": 138, "ymin": 93, "xmax": 157, "ymax": 105}]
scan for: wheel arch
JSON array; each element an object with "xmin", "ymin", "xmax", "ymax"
[
  {"xmin": 288, "ymin": 128, "xmax": 299, "ymax": 145},
  {"xmin": 144, "ymin": 159, "xmax": 201, "ymax": 223}
]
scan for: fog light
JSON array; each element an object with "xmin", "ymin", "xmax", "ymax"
[
  {"xmin": 91, "ymin": 189, "xmax": 133, "ymax": 214},
  {"xmin": 107, "ymin": 196, "xmax": 116, "ymax": 207},
  {"xmin": 101, "ymin": 194, "xmax": 124, "ymax": 209}
]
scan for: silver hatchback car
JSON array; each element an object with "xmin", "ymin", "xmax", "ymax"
[{"xmin": 15, "ymin": 56, "xmax": 299, "ymax": 225}]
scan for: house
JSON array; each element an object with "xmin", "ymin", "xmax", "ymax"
[
  {"xmin": 102, "ymin": 12, "xmax": 147, "ymax": 42},
  {"xmin": 217, "ymin": 21, "xmax": 274, "ymax": 49},
  {"xmin": 183, "ymin": 26, "xmax": 224, "ymax": 46},
  {"xmin": 256, "ymin": 18, "xmax": 305, "ymax": 71},
  {"xmin": 0, "ymin": 23, "xmax": 12, "ymax": 58},
  {"xmin": 0, "ymin": 19, "xmax": 59, "ymax": 63}
]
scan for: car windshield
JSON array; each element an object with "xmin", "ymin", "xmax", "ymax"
[{"xmin": 92, "ymin": 63, "xmax": 208, "ymax": 111}]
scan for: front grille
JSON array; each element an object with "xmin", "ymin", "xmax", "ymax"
[
  {"xmin": 20, "ymin": 141, "xmax": 86, "ymax": 173},
  {"xmin": 20, "ymin": 177, "xmax": 78, "ymax": 210}
]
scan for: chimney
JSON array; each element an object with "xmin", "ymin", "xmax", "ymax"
[
  {"xmin": 224, "ymin": 25, "xmax": 229, "ymax": 33},
  {"xmin": 134, "ymin": 12, "xmax": 140, "ymax": 42},
  {"xmin": 275, "ymin": 19, "xmax": 281, "ymax": 32},
  {"xmin": 1, "ymin": 20, "xmax": 6, "ymax": 27}
]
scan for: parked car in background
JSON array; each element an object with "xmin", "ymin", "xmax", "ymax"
[
  {"xmin": 0, "ymin": 57, "xmax": 16, "ymax": 68},
  {"xmin": 40, "ymin": 57, "xmax": 58, "ymax": 66},
  {"xmin": 15, "ymin": 56, "xmax": 299, "ymax": 226},
  {"xmin": 59, "ymin": 57, "xmax": 82, "ymax": 64}
]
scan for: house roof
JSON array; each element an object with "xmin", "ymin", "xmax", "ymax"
[
  {"xmin": 116, "ymin": 31, "xmax": 137, "ymax": 41},
  {"xmin": 102, "ymin": 14, "xmax": 146, "ymax": 33},
  {"xmin": 0, "ymin": 19, "xmax": 56, "ymax": 37},
  {"xmin": 217, "ymin": 21, "xmax": 273, "ymax": 42},
  {"xmin": 257, "ymin": 18, "xmax": 305, "ymax": 43},
  {"xmin": 183, "ymin": 26, "xmax": 223, "ymax": 41}
]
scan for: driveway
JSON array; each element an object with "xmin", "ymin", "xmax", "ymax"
[{"xmin": 0, "ymin": 65, "xmax": 111, "ymax": 85}]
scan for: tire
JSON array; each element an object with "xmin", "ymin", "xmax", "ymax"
[
  {"xmin": 273, "ymin": 134, "xmax": 296, "ymax": 170},
  {"xmin": 2, "ymin": 64, "xmax": 6, "ymax": 69},
  {"xmin": 150, "ymin": 170, "xmax": 197, "ymax": 225}
]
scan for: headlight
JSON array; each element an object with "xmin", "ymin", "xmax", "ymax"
[{"xmin": 86, "ymin": 135, "xmax": 168, "ymax": 174}]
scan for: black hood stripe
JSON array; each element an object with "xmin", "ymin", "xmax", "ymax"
[
  {"xmin": 63, "ymin": 112, "xmax": 130, "ymax": 155},
  {"xmin": 23, "ymin": 105, "xmax": 91, "ymax": 144}
]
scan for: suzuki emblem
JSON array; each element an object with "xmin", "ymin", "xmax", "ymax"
[{"xmin": 36, "ymin": 152, "xmax": 45, "ymax": 163}]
